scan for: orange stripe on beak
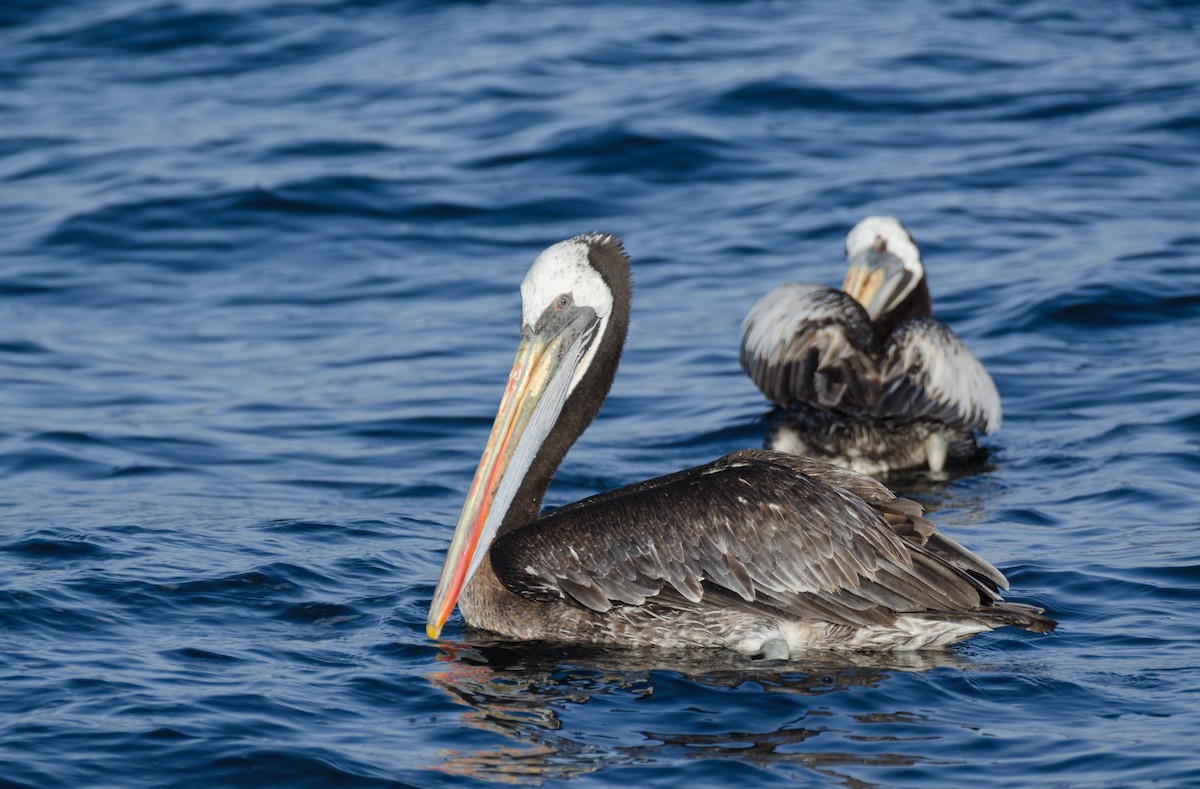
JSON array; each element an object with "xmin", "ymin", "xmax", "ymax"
[{"xmin": 426, "ymin": 332, "xmax": 558, "ymax": 639}]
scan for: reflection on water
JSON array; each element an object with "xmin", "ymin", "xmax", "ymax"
[{"xmin": 426, "ymin": 641, "xmax": 966, "ymax": 784}]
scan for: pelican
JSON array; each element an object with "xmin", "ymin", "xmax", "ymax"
[
  {"xmin": 427, "ymin": 233, "xmax": 1052, "ymax": 657},
  {"xmin": 740, "ymin": 217, "xmax": 1002, "ymax": 475}
]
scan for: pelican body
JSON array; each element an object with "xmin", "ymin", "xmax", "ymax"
[
  {"xmin": 740, "ymin": 217, "xmax": 1002, "ymax": 475},
  {"xmin": 427, "ymin": 233, "xmax": 1052, "ymax": 657}
]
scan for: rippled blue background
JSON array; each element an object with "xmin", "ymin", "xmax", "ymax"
[{"xmin": 3, "ymin": 1, "xmax": 1199, "ymax": 786}]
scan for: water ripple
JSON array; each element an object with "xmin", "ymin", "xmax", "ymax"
[{"xmin": 3, "ymin": 0, "xmax": 1200, "ymax": 786}]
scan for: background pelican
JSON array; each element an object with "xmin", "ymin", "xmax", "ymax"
[
  {"xmin": 427, "ymin": 233, "xmax": 1052, "ymax": 658},
  {"xmin": 740, "ymin": 217, "xmax": 1002, "ymax": 475}
]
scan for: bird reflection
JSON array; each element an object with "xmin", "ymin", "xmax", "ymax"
[{"xmin": 426, "ymin": 639, "xmax": 967, "ymax": 785}]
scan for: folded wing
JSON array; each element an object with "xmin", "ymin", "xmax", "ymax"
[
  {"xmin": 875, "ymin": 318, "xmax": 1002, "ymax": 433},
  {"xmin": 489, "ymin": 450, "xmax": 1006, "ymax": 628},
  {"xmin": 741, "ymin": 284, "xmax": 1002, "ymax": 434},
  {"xmin": 740, "ymin": 284, "xmax": 877, "ymax": 413}
]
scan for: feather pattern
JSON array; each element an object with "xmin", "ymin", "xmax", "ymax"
[
  {"xmin": 878, "ymin": 318, "xmax": 1002, "ymax": 434},
  {"xmin": 741, "ymin": 284, "xmax": 999, "ymax": 434},
  {"xmin": 489, "ymin": 450, "xmax": 1023, "ymax": 631},
  {"xmin": 740, "ymin": 284, "xmax": 877, "ymax": 414}
]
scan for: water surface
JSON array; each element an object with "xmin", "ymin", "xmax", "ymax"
[{"xmin": 3, "ymin": 1, "xmax": 1200, "ymax": 786}]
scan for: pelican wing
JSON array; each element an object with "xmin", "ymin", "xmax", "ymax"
[
  {"xmin": 739, "ymin": 283, "xmax": 877, "ymax": 412},
  {"xmin": 875, "ymin": 318, "xmax": 1002, "ymax": 434},
  {"xmin": 490, "ymin": 450, "xmax": 1004, "ymax": 627}
]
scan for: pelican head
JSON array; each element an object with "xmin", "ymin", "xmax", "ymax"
[
  {"xmin": 841, "ymin": 216, "xmax": 924, "ymax": 321},
  {"xmin": 427, "ymin": 233, "xmax": 628, "ymax": 639}
]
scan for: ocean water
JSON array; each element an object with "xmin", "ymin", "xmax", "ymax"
[{"xmin": 3, "ymin": 1, "xmax": 1200, "ymax": 786}]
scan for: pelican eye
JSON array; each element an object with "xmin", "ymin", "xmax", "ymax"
[
  {"xmin": 873, "ymin": 237, "xmax": 888, "ymax": 254},
  {"xmin": 554, "ymin": 293, "xmax": 573, "ymax": 311}
]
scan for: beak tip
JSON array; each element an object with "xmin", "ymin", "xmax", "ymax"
[{"xmin": 426, "ymin": 620, "xmax": 442, "ymax": 640}]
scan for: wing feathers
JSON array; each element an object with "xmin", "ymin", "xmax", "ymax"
[
  {"xmin": 559, "ymin": 577, "xmax": 613, "ymax": 613},
  {"xmin": 877, "ymin": 318, "xmax": 1002, "ymax": 433},
  {"xmin": 490, "ymin": 450, "xmax": 1008, "ymax": 629},
  {"xmin": 721, "ymin": 552, "xmax": 757, "ymax": 602},
  {"xmin": 670, "ymin": 563, "xmax": 705, "ymax": 603},
  {"xmin": 740, "ymin": 283, "xmax": 1001, "ymax": 434},
  {"xmin": 740, "ymin": 284, "xmax": 877, "ymax": 412}
]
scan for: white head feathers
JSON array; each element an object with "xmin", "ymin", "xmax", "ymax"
[{"xmin": 521, "ymin": 235, "xmax": 615, "ymax": 329}]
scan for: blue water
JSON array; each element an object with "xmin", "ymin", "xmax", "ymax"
[{"xmin": 3, "ymin": 1, "xmax": 1200, "ymax": 786}]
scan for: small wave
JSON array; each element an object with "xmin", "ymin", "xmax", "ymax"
[
  {"xmin": 1, "ymin": 530, "xmax": 111, "ymax": 559},
  {"xmin": 277, "ymin": 601, "xmax": 365, "ymax": 627}
]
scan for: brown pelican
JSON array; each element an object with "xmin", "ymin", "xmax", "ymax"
[
  {"xmin": 427, "ymin": 233, "xmax": 1052, "ymax": 657},
  {"xmin": 740, "ymin": 217, "xmax": 1002, "ymax": 475}
]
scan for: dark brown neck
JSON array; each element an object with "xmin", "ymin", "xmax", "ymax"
[
  {"xmin": 499, "ymin": 237, "xmax": 632, "ymax": 536},
  {"xmin": 872, "ymin": 277, "xmax": 931, "ymax": 350}
]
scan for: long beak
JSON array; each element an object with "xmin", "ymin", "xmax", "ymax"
[{"xmin": 426, "ymin": 317, "xmax": 596, "ymax": 639}]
